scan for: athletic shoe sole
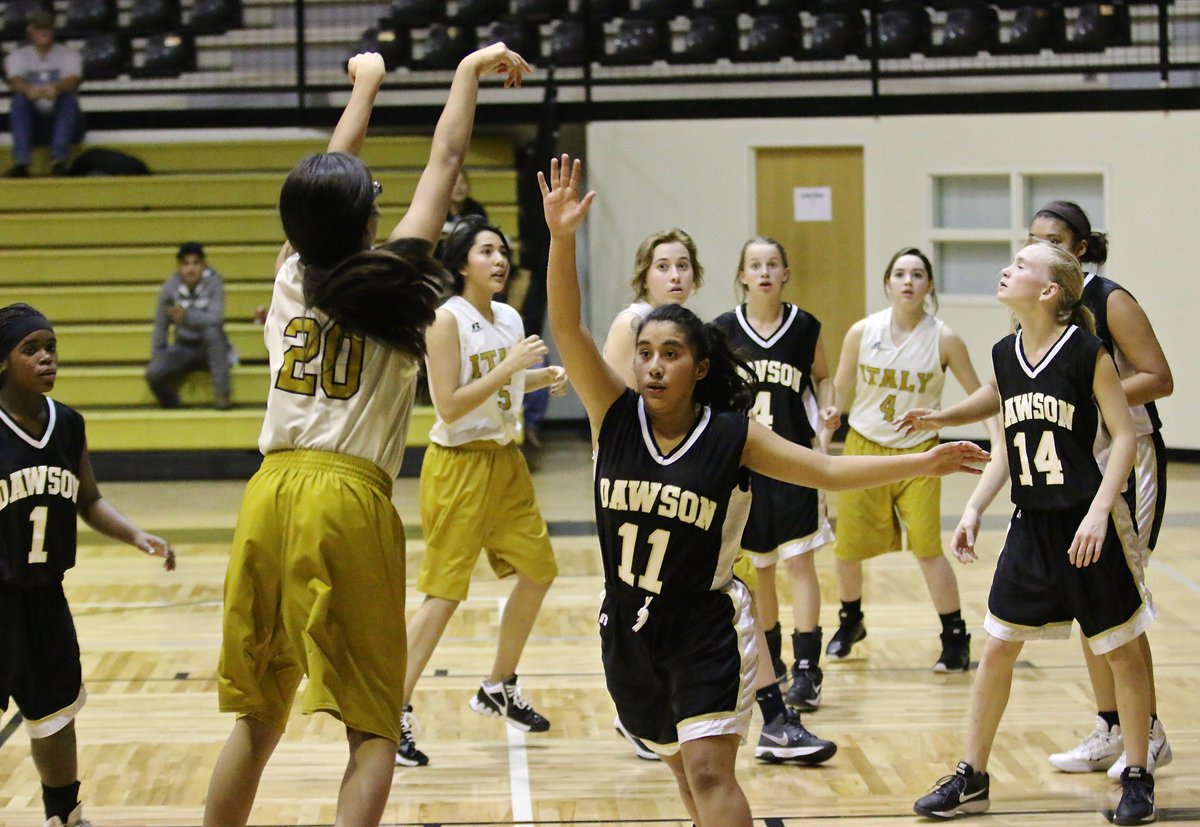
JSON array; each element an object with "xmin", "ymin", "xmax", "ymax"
[
  {"xmin": 469, "ymin": 696, "xmax": 536, "ymax": 732},
  {"xmin": 755, "ymin": 741, "xmax": 837, "ymax": 764},
  {"xmin": 913, "ymin": 799, "xmax": 990, "ymax": 819}
]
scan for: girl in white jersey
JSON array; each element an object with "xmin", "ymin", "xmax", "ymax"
[
  {"xmin": 397, "ymin": 217, "xmax": 566, "ymax": 767},
  {"xmin": 203, "ymin": 47, "xmax": 531, "ymax": 827},
  {"xmin": 542, "ymin": 154, "xmax": 988, "ymax": 827},
  {"xmin": 830, "ymin": 247, "xmax": 1001, "ymax": 672},
  {"xmin": 1029, "ymin": 201, "xmax": 1175, "ymax": 781}
]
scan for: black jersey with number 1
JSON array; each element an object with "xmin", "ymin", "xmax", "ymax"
[
  {"xmin": 993, "ymin": 326, "xmax": 1106, "ymax": 512},
  {"xmin": 594, "ymin": 390, "xmax": 749, "ymax": 604},
  {"xmin": 713, "ymin": 303, "xmax": 820, "ymax": 446},
  {"xmin": 0, "ymin": 399, "xmax": 86, "ymax": 587}
]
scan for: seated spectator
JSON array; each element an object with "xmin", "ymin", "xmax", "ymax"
[
  {"xmin": 4, "ymin": 11, "xmax": 85, "ymax": 177},
  {"xmin": 442, "ymin": 169, "xmax": 488, "ymax": 236},
  {"xmin": 145, "ymin": 243, "xmax": 233, "ymax": 409}
]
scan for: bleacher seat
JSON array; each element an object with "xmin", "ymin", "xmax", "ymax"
[
  {"xmin": 512, "ymin": 0, "xmax": 567, "ymax": 20},
  {"xmin": 936, "ymin": 4, "xmax": 999, "ymax": 56},
  {"xmin": 413, "ymin": 23, "xmax": 475, "ymax": 69},
  {"xmin": 876, "ymin": 2, "xmax": 931, "ymax": 57},
  {"xmin": 448, "ymin": 0, "xmax": 506, "ymax": 24},
  {"xmin": 672, "ymin": 14, "xmax": 737, "ymax": 62},
  {"xmin": 806, "ymin": 8, "xmax": 865, "ymax": 59},
  {"xmin": 602, "ymin": 17, "xmax": 670, "ymax": 65},
  {"xmin": 132, "ymin": 32, "xmax": 196, "ymax": 78},
  {"xmin": 1069, "ymin": 2, "xmax": 1131, "ymax": 51},
  {"xmin": 82, "ymin": 31, "xmax": 131, "ymax": 79},
  {"xmin": 629, "ymin": 0, "xmax": 688, "ymax": 17},
  {"xmin": 998, "ymin": 3, "xmax": 1065, "ymax": 54},
  {"xmin": 391, "ymin": 0, "xmax": 442, "ymax": 26},
  {"xmin": 734, "ymin": 14, "xmax": 800, "ymax": 61},
  {"xmin": 355, "ymin": 26, "xmax": 410, "ymax": 71},
  {"xmin": 484, "ymin": 20, "xmax": 541, "ymax": 62},
  {"xmin": 62, "ymin": 0, "xmax": 118, "ymax": 36},
  {"xmin": 0, "ymin": 136, "xmax": 517, "ymax": 455},
  {"xmin": 186, "ymin": 0, "xmax": 242, "ymax": 35},
  {"xmin": 127, "ymin": 0, "xmax": 182, "ymax": 35},
  {"xmin": 547, "ymin": 17, "xmax": 587, "ymax": 66}
]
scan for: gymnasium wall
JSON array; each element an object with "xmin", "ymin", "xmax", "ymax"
[{"xmin": 584, "ymin": 110, "xmax": 1200, "ymax": 449}]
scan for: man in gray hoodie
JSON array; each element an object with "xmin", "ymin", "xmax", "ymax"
[{"xmin": 145, "ymin": 242, "xmax": 233, "ymax": 409}]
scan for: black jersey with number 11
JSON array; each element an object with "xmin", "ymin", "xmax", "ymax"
[
  {"xmin": 992, "ymin": 326, "xmax": 1106, "ymax": 511},
  {"xmin": 0, "ymin": 399, "xmax": 86, "ymax": 586},
  {"xmin": 594, "ymin": 390, "xmax": 749, "ymax": 604}
]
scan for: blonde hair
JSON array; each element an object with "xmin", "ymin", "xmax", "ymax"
[
  {"xmin": 733, "ymin": 236, "xmax": 788, "ymax": 301},
  {"xmin": 631, "ymin": 228, "xmax": 704, "ymax": 301},
  {"xmin": 1020, "ymin": 238, "xmax": 1095, "ymax": 334}
]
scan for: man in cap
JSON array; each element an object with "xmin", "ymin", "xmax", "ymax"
[{"xmin": 4, "ymin": 9, "xmax": 85, "ymax": 177}]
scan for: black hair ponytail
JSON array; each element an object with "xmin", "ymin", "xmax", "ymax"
[
  {"xmin": 302, "ymin": 238, "xmax": 447, "ymax": 359},
  {"xmin": 640, "ymin": 304, "xmax": 757, "ymax": 414}
]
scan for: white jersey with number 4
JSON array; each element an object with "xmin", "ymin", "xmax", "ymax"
[
  {"xmin": 258, "ymin": 253, "xmax": 419, "ymax": 477},
  {"xmin": 428, "ymin": 295, "xmax": 527, "ymax": 447},
  {"xmin": 849, "ymin": 308, "xmax": 945, "ymax": 449}
]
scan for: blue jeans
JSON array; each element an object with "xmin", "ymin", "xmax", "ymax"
[{"xmin": 9, "ymin": 92, "xmax": 83, "ymax": 165}]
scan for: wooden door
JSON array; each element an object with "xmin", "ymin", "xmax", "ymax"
[{"xmin": 754, "ymin": 146, "xmax": 866, "ymax": 368}]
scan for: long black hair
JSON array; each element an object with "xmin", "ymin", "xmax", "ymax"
[
  {"xmin": 440, "ymin": 215, "xmax": 512, "ymax": 295},
  {"xmin": 279, "ymin": 152, "xmax": 446, "ymax": 358},
  {"xmin": 638, "ymin": 304, "xmax": 757, "ymax": 414}
]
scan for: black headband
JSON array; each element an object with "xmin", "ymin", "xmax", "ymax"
[
  {"xmin": 1038, "ymin": 200, "xmax": 1092, "ymax": 240},
  {"xmin": 0, "ymin": 309, "xmax": 53, "ymax": 359}
]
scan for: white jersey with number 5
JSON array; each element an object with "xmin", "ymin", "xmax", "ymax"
[
  {"xmin": 849, "ymin": 308, "xmax": 945, "ymax": 449},
  {"xmin": 427, "ymin": 295, "xmax": 526, "ymax": 447},
  {"xmin": 258, "ymin": 253, "xmax": 419, "ymax": 477}
]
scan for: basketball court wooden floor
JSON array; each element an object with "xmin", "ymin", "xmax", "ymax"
[{"xmin": 1, "ymin": 435, "xmax": 1197, "ymax": 826}]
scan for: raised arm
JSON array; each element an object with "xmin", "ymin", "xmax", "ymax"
[
  {"xmin": 1106, "ymin": 289, "xmax": 1173, "ymax": 408},
  {"xmin": 540, "ymin": 155, "xmax": 624, "ymax": 439},
  {"xmin": 391, "ymin": 43, "xmax": 532, "ymax": 244},
  {"xmin": 741, "ymin": 420, "xmax": 989, "ymax": 492},
  {"xmin": 276, "ymin": 52, "xmax": 389, "ymax": 271}
]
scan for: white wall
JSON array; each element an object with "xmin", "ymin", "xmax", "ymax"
[{"xmin": 584, "ymin": 111, "xmax": 1200, "ymax": 449}]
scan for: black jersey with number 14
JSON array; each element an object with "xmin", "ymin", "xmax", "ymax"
[
  {"xmin": 0, "ymin": 399, "xmax": 86, "ymax": 586},
  {"xmin": 993, "ymin": 326, "xmax": 1106, "ymax": 511},
  {"xmin": 594, "ymin": 390, "xmax": 748, "ymax": 604}
]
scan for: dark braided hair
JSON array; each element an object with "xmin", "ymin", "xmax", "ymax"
[
  {"xmin": 279, "ymin": 152, "xmax": 447, "ymax": 358},
  {"xmin": 638, "ymin": 304, "xmax": 757, "ymax": 414}
]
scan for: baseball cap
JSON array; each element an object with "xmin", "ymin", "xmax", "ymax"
[{"xmin": 28, "ymin": 10, "xmax": 56, "ymax": 29}]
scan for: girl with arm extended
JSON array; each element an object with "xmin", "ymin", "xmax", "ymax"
[
  {"xmin": 903, "ymin": 240, "xmax": 1154, "ymax": 825},
  {"xmin": 542, "ymin": 155, "xmax": 986, "ymax": 827},
  {"xmin": 203, "ymin": 45, "xmax": 531, "ymax": 827}
]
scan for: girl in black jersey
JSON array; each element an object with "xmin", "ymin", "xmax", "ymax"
[
  {"xmin": 713, "ymin": 237, "xmax": 838, "ymax": 711},
  {"xmin": 901, "ymin": 241, "xmax": 1155, "ymax": 825},
  {"xmin": 0, "ymin": 304, "xmax": 174, "ymax": 827},
  {"xmin": 541, "ymin": 155, "xmax": 989, "ymax": 827},
  {"xmin": 1029, "ymin": 200, "xmax": 1174, "ymax": 781}
]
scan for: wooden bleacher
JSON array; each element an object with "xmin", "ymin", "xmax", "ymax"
[{"xmin": 0, "ymin": 134, "xmax": 515, "ymax": 454}]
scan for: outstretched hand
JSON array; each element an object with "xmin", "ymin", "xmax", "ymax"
[
  {"xmin": 466, "ymin": 42, "xmax": 532, "ymax": 88},
  {"xmin": 925, "ymin": 440, "xmax": 990, "ymax": 477},
  {"xmin": 135, "ymin": 532, "xmax": 176, "ymax": 572},
  {"xmin": 539, "ymin": 154, "xmax": 597, "ymax": 237},
  {"xmin": 895, "ymin": 407, "xmax": 944, "ymax": 436}
]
